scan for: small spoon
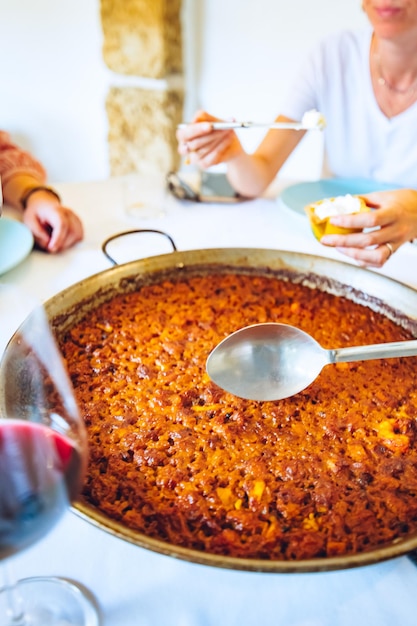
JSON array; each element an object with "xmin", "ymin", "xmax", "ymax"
[{"xmin": 206, "ymin": 323, "xmax": 417, "ymax": 402}]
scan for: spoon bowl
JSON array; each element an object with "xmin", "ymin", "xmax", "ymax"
[{"xmin": 206, "ymin": 323, "xmax": 417, "ymax": 401}]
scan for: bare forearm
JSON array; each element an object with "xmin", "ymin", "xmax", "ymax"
[
  {"xmin": 227, "ymin": 119, "xmax": 306, "ymax": 197},
  {"xmin": 226, "ymin": 152, "xmax": 277, "ymax": 197}
]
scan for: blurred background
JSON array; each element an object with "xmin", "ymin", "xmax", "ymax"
[{"xmin": 0, "ymin": 0, "xmax": 367, "ymax": 184}]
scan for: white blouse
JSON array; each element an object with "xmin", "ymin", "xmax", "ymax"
[{"xmin": 281, "ymin": 27, "xmax": 417, "ymax": 188}]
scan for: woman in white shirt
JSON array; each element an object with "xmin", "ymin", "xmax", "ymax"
[{"xmin": 176, "ymin": 1, "xmax": 417, "ymax": 268}]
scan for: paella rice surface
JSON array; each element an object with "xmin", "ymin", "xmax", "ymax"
[{"xmin": 60, "ymin": 273, "xmax": 417, "ymax": 560}]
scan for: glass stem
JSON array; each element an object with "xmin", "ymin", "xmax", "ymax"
[{"xmin": 2, "ymin": 562, "xmax": 26, "ymax": 626}]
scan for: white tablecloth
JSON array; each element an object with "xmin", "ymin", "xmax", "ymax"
[{"xmin": 2, "ymin": 176, "xmax": 417, "ymax": 626}]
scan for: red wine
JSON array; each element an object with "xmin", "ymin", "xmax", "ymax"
[{"xmin": 0, "ymin": 420, "xmax": 83, "ymax": 561}]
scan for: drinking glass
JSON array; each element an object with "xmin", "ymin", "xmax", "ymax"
[
  {"xmin": 123, "ymin": 171, "xmax": 168, "ymax": 220},
  {"xmin": 0, "ymin": 284, "xmax": 99, "ymax": 625}
]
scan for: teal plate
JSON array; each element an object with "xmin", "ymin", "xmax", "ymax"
[
  {"xmin": 0, "ymin": 218, "xmax": 34, "ymax": 275},
  {"xmin": 280, "ymin": 177, "xmax": 402, "ymax": 216}
]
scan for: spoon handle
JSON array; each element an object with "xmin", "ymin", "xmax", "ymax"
[{"xmin": 330, "ymin": 339, "xmax": 417, "ymax": 364}]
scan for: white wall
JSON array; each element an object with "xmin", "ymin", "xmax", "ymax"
[
  {"xmin": 0, "ymin": 0, "xmax": 367, "ymax": 184},
  {"xmin": 0, "ymin": 0, "xmax": 110, "ymax": 183}
]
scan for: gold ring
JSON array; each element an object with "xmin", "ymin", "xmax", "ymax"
[{"xmin": 385, "ymin": 242, "xmax": 394, "ymax": 258}]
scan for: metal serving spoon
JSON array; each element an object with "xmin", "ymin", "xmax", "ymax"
[
  {"xmin": 178, "ymin": 110, "xmax": 326, "ymax": 132},
  {"xmin": 206, "ymin": 323, "xmax": 417, "ymax": 402}
]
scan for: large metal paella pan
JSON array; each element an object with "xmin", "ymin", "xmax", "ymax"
[{"xmin": 2, "ymin": 247, "xmax": 417, "ymax": 572}]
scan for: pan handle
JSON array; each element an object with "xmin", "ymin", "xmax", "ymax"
[{"xmin": 101, "ymin": 229, "xmax": 177, "ymax": 266}]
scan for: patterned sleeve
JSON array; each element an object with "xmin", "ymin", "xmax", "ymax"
[{"xmin": 0, "ymin": 131, "xmax": 46, "ymax": 186}]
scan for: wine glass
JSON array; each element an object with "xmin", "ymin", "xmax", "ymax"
[{"xmin": 0, "ymin": 284, "xmax": 99, "ymax": 625}]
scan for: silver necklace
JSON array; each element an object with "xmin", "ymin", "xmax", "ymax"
[{"xmin": 374, "ymin": 54, "xmax": 417, "ymax": 96}]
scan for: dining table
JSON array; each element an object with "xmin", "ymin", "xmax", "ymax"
[{"xmin": 1, "ymin": 173, "xmax": 417, "ymax": 626}]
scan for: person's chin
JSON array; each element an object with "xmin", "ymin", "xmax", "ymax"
[{"xmin": 373, "ymin": 23, "xmax": 410, "ymax": 41}]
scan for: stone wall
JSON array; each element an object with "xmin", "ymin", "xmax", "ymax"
[{"xmin": 100, "ymin": 0, "xmax": 184, "ymax": 176}]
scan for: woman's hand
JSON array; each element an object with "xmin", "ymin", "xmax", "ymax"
[
  {"xmin": 23, "ymin": 189, "xmax": 83, "ymax": 253},
  {"xmin": 320, "ymin": 188, "xmax": 417, "ymax": 267},
  {"xmin": 176, "ymin": 110, "xmax": 244, "ymax": 168}
]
